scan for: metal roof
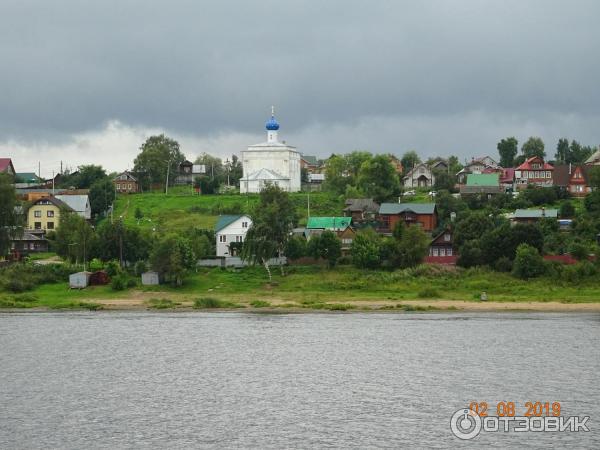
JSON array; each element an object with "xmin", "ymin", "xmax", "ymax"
[
  {"xmin": 514, "ymin": 209, "xmax": 558, "ymax": 219},
  {"xmin": 306, "ymin": 217, "xmax": 351, "ymax": 230},
  {"xmin": 466, "ymin": 173, "xmax": 499, "ymax": 186},
  {"xmin": 215, "ymin": 214, "xmax": 250, "ymax": 232},
  {"xmin": 379, "ymin": 203, "xmax": 436, "ymax": 215}
]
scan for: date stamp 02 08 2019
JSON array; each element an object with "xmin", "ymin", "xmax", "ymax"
[{"xmin": 450, "ymin": 401, "xmax": 591, "ymax": 440}]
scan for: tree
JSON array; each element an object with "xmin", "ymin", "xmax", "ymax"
[
  {"xmin": 584, "ymin": 190, "xmax": 600, "ymax": 214},
  {"xmin": 351, "ymin": 229, "xmax": 381, "ymax": 269},
  {"xmin": 241, "ymin": 184, "xmax": 297, "ymax": 280},
  {"xmin": 71, "ymin": 165, "xmax": 107, "ymax": 189},
  {"xmin": 454, "ymin": 212, "xmax": 495, "ymax": 247},
  {"xmin": 323, "ymin": 154, "xmax": 351, "ymax": 194},
  {"xmin": 228, "ymin": 154, "xmax": 243, "ymax": 187},
  {"xmin": 150, "ymin": 234, "xmax": 196, "ymax": 286},
  {"xmin": 307, "ymin": 231, "xmax": 341, "ymax": 268},
  {"xmin": 195, "ymin": 153, "xmax": 224, "ymax": 183},
  {"xmin": 185, "ymin": 228, "xmax": 215, "ymax": 259},
  {"xmin": 512, "ymin": 243, "xmax": 545, "ymax": 279},
  {"xmin": 497, "ymin": 137, "xmax": 518, "ymax": 167},
  {"xmin": 346, "ymin": 151, "xmax": 372, "ymax": 178},
  {"xmin": 400, "ymin": 151, "xmax": 421, "ymax": 173},
  {"xmin": 588, "ymin": 166, "xmax": 600, "ymax": 190},
  {"xmin": 397, "ymin": 225, "xmax": 429, "ymax": 268},
  {"xmin": 447, "ymin": 155, "xmax": 463, "ymax": 176},
  {"xmin": 133, "ymin": 134, "xmax": 185, "ymax": 189},
  {"xmin": 555, "ymin": 138, "xmax": 570, "ymax": 163},
  {"xmin": 285, "ymin": 235, "xmax": 307, "ymax": 260},
  {"xmin": 569, "ymin": 140, "xmax": 593, "ymax": 164},
  {"xmin": 356, "ymin": 154, "xmax": 400, "ymax": 202},
  {"xmin": 521, "ymin": 137, "xmax": 546, "ymax": 159},
  {"xmin": 89, "ymin": 178, "xmax": 116, "ymax": 217},
  {"xmin": 0, "ymin": 174, "xmax": 21, "ymax": 257},
  {"xmin": 433, "ymin": 170, "xmax": 455, "ymax": 191},
  {"xmin": 53, "ymin": 212, "xmax": 95, "ymax": 267},
  {"xmin": 559, "ymin": 201, "xmax": 575, "ymax": 218},
  {"xmin": 92, "ymin": 220, "xmax": 152, "ymax": 265}
]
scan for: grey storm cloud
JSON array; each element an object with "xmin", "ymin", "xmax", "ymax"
[{"xmin": 1, "ymin": 0, "xmax": 599, "ymax": 170}]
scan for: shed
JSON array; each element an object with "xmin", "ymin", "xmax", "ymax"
[
  {"xmin": 69, "ymin": 271, "xmax": 92, "ymax": 289},
  {"xmin": 89, "ymin": 271, "xmax": 110, "ymax": 286},
  {"xmin": 141, "ymin": 271, "xmax": 160, "ymax": 286}
]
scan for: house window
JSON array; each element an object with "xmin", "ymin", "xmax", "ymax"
[
  {"xmin": 444, "ymin": 233, "xmax": 450, "ymax": 241},
  {"xmin": 236, "ymin": 236, "xmax": 243, "ymax": 242},
  {"xmin": 34, "ymin": 222, "xmax": 41, "ymax": 229},
  {"xmin": 34, "ymin": 210, "xmax": 42, "ymax": 218},
  {"xmin": 219, "ymin": 235, "xmax": 227, "ymax": 243},
  {"xmin": 47, "ymin": 222, "xmax": 54, "ymax": 229},
  {"xmin": 128, "ymin": 184, "xmax": 132, "ymax": 189},
  {"xmin": 439, "ymin": 248, "xmax": 446, "ymax": 256},
  {"xmin": 433, "ymin": 248, "xmax": 439, "ymax": 256},
  {"xmin": 342, "ymin": 238, "xmax": 353, "ymax": 244},
  {"xmin": 447, "ymin": 248, "xmax": 453, "ymax": 256},
  {"xmin": 546, "ymin": 171, "xmax": 551, "ymax": 178},
  {"xmin": 47, "ymin": 210, "xmax": 54, "ymax": 217},
  {"xmin": 242, "ymin": 222, "xmax": 248, "ymax": 228}
]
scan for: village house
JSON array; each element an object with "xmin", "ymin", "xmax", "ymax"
[
  {"xmin": 553, "ymin": 164, "xmax": 591, "ymax": 197},
  {"xmin": 424, "ymin": 228, "xmax": 457, "ymax": 265},
  {"xmin": 10, "ymin": 231, "xmax": 49, "ymax": 257},
  {"xmin": 175, "ymin": 160, "xmax": 206, "ymax": 185},
  {"xmin": 14, "ymin": 173, "xmax": 42, "ymax": 188},
  {"xmin": 403, "ymin": 163, "xmax": 435, "ymax": 188},
  {"xmin": 459, "ymin": 173, "xmax": 503, "ymax": 196},
  {"xmin": 305, "ymin": 216, "xmax": 355, "ymax": 253},
  {"xmin": 0, "ymin": 158, "xmax": 15, "ymax": 177},
  {"xmin": 215, "ymin": 214, "xmax": 252, "ymax": 257},
  {"xmin": 343, "ymin": 198, "xmax": 380, "ymax": 223},
  {"xmin": 585, "ymin": 148, "xmax": 600, "ymax": 165},
  {"xmin": 300, "ymin": 155, "xmax": 321, "ymax": 173},
  {"xmin": 514, "ymin": 156, "xmax": 554, "ymax": 189},
  {"xmin": 511, "ymin": 208, "xmax": 558, "ymax": 224},
  {"xmin": 27, "ymin": 197, "xmax": 73, "ymax": 231},
  {"xmin": 388, "ymin": 155, "xmax": 404, "ymax": 174},
  {"xmin": 113, "ymin": 171, "xmax": 139, "ymax": 193},
  {"xmin": 55, "ymin": 194, "xmax": 92, "ymax": 220},
  {"xmin": 456, "ymin": 156, "xmax": 500, "ymax": 184},
  {"xmin": 378, "ymin": 203, "xmax": 437, "ymax": 233},
  {"xmin": 430, "ymin": 159, "xmax": 449, "ymax": 172}
]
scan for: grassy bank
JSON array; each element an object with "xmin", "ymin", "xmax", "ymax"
[
  {"xmin": 3, "ymin": 264, "xmax": 600, "ymax": 312},
  {"xmin": 111, "ymin": 190, "xmax": 344, "ymax": 232}
]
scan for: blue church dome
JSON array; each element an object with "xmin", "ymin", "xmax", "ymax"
[{"xmin": 265, "ymin": 115, "xmax": 280, "ymax": 131}]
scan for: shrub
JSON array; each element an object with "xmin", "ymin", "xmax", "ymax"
[
  {"xmin": 494, "ymin": 257, "xmax": 513, "ymax": 273},
  {"xmin": 512, "ymin": 244, "xmax": 545, "ymax": 279},
  {"xmin": 351, "ymin": 229, "xmax": 381, "ymax": 269},
  {"xmin": 559, "ymin": 201, "xmax": 575, "ymax": 218},
  {"xmin": 4, "ymin": 278, "xmax": 35, "ymax": 293},
  {"xmin": 105, "ymin": 260, "xmax": 121, "ymax": 277},
  {"xmin": 250, "ymin": 300, "xmax": 271, "ymax": 308},
  {"xmin": 325, "ymin": 303, "xmax": 354, "ymax": 311},
  {"xmin": 337, "ymin": 255, "xmax": 352, "ymax": 265},
  {"xmin": 193, "ymin": 297, "xmax": 242, "ymax": 309},
  {"xmin": 417, "ymin": 287, "xmax": 440, "ymax": 298},
  {"xmin": 569, "ymin": 242, "xmax": 589, "ymax": 261},
  {"xmin": 134, "ymin": 260, "xmax": 147, "ymax": 276},
  {"xmin": 111, "ymin": 274, "xmax": 128, "ymax": 291},
  {"xmin": 88, "ymin": 258, "xmax": 104, "ymax": 271},
  {"xmin": 147, "ymin": 298, "xmax": 179, "ymax": 309}
]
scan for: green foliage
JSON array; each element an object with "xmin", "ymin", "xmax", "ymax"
[
  {"xmin": 134, "ymin": 260, "xmax": 147, "ymax": 276},
  {"xmin": 134, "ymin": 207, "xmax": 143, "ymax": 221},
  {"xmin": 569, "ymin": 242, "xmax": 589, "ymax": 260},
  {"xmin": 133, "ymin": 134, "xmax": 185, "ymax": 188},
  {"xmin": 0, "ymin": 173, "xmax": 22, "ymax": 257},
  {"xmin": 150, "ymin": 234, "xmax": 196, "ymax": 286},
  {"xmin": 70, "ymin": 165, "xmax": 107, "ymax": 189},
  {"xmin": 351, "ymin": 229, "xmax": 381, "ymax": 269},
  {"xmin": 0, "ymin": 263, "xmax": 74, "ymax": 292},
  {"xmin": 307, "ymin": 231, "xmax": 342, "ymax": 268},
  {"xmin": 584, "ymin": 191, "xmax": 600, "ymax": 214},
  {"xmin": 497, "ymin": 137, "xmax": 518, "ymax": 168},
  {"xmin": 400, "ymin": 150, "xmax": 421, "ymax": 173},
  {"xmin": 111, "ymin": 274, "xmax": 128, "ymax": 291},
  {"xmin": 241, "ymin": 184, "xmax": 296, "ymax": 279},
  {"xmin": 193, "ymin": 297, "xmax": 242, "ymax": 309},
  {"xmin": 588, "ymin": 166, "xmax": 600, "ymax": 190},
  {"xmin": 92, "ymin": 220, "xmax": 153, "ymax": 264},
  {"xmin": 105, "ymin": 260, "xmax": 121, "ymax": 277},
  {"xmin": 521, "ymin": 187, "xmax": 557, "ymax": 206},
  {"xmin": 88, "ymin": 258, "xmax": 104, "ymax": 271},
  {"xmin": 53, "ymin": 212, "xmax": 95, "ymax": 264},
  {"xmin": 356, "ymin": 154, "xmax": 400, "ymax": 202},
  {"xmin": 250, "ymin": 300, "xmax": 271, "ymax": 308},
  {"xmin": 147, "ymin": 298, "xmax": 179, "ymax": 309},
  {"xmin": 555, "ymin": 138, "xmax": 570, "ymax": 163},
  {"xmin": 89, "ymin": 178, "xmax": 116, "ymax": 216},
  {"xmin": 521, "ymin": 136, "xmax": 546, "ymax": 159},
  {"xmin": 512, "ymin": 244, "xmax": 545, "ymax": 279},
  {"xmin": 454, "ymin": 212, "xmax": 495, "ymax": 247},
  {"xmin": 457, "ymin": 239, "xmax": 484, "ymax": 268},
  {"xmin": 285, "ymin": 235, "xmax": 307, "ymax": 260},
  {"xmin": 494, "ymin": 256, "xmax": 513, "ymax": 272},
  {"xmin": 433, "ymin": 170, "xmax": 456, "ymax": 192},
  {"xmin": 417, "ymin": 287, "xmax": 440, "ymax": 298},
  {"xmin": 559, "ymin": 201, "xmax": 575, "ymax": 218}
]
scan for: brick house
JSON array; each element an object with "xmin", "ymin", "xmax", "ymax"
[
  {"xmin": 113, "ymin": 171, "xmax": 139, "ymax": 193},
  {"xmin": 378, "ymin": 203, "xmax": 437, "ymax": 233}
]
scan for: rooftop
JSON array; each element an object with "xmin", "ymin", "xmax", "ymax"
[
  {"xmin": 465, "ymin": 173, "xmax": 500, "ymax": 186},
  {"xmin": 514, "ymin": 209, "xmax": 558, "ymax": 219},
  {"xmin": 379, "ymin": 203, "xmax": 436, "ymax": 215},
  {"xmin": 306, "ymin": 217, "xmax": 352, "ymax": 230}
]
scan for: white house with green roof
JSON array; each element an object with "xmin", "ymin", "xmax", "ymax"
[{"xmin": 215, "ymin": 214, "xmax": 252, "ymax": 257}]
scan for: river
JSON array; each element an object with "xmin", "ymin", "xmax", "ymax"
[{"xmin": 1, "ymin": 311, "xmax": 599, "ymax": 448}]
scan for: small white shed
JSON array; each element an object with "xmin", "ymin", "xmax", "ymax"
[
  {"xmin": 141, "ymin": 271, "xmax": 160, "ymax": 286},
  {"xmin": 69, "ymin": 271, "xmax": 92, "ymax": 289}
]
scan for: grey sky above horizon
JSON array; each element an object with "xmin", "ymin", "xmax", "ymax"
[{"xmin": 1, "ymin": 0, "xmax": 599, "ymax": 176}]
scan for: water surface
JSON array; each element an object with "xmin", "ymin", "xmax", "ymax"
[{"xmin": 1, "ymin": 312, "xmax": 599, "ymax": 448}]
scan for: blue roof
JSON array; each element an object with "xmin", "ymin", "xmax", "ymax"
[{"xmin": 265, "ymin": 115, "xmax": 280, "ymax": 130}]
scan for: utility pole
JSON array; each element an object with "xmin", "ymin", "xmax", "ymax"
[
  {"xmin": 165, "ymin": 161, "xmax": 170, "ymax": 195},
  {"xmin": 52, "ymin": 171, "xmax": 55, "ymax": 195},
  {"xmin": 307, "ymin": 189, "xmax": 310, "ymax": 219},
  {"xmin": 38, "ymin": 161, "xmax": 41, "ymax": 180}
]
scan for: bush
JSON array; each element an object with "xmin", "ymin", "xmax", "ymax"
[
  {"xmin": 105, "ymin": 260, "xmax": 121, "ymax": 277},
  {"xmin": 193, "ymin": 297, "xmax": 242, "ymax": 309},
  {"xmin": 88, "ymin": 258, "xmax": 104, "ymax": 271},
  {"xmin": 250, "ymin": 300, "xmax": 271, "ymax": 308},
  {"xmin": 512, "ymin": 244, "xmax": 545, "ymax": 279},
  {"xmin": 134, "ymin": 260, "xmax": 147, "ymax": 276},
  {"xmin": 417, "ymin": 287, "xmax": 440, "ymax": 298},
  {"xmin": 351, "ymin": 229, "xmax": 381, "ymax": 269},
  {"xmin": 4, "ymin": 278, "xmax": 35, "ymax": 293},
  {"xmin": 337, "ymin": 255, "xmax": 352, "ymax": 265},
  {"xmin": 111, "ymin": 274, "xmax": 128, "ymax": 291},
  {"xmin": 494, "ymin": 256, "xmax": 513, "ymax": 273},
  {"xmin": 569, "ymin": 242, "xmax": 589, "ymax": 261},
  {"xmin": 559, "ymin": 201, "xmax": 575, "ymax": 218}
]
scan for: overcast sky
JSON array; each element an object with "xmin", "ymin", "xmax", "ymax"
[{"xmin": 1, "ymin": 0, "xmax": 599, "ymax": 176}]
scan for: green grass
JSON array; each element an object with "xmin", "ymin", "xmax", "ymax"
[
  {"xmin": 146, "ymin": 298, "xmax": 181, "ymax": 309},
  {"xmin": 26, "ymin": 252, "xmax": 58, "ymax": 261},
  {"xmin": 109, "ymin": 191, "xmax": 343, "ymax": 232},
  {"xmin": 193, "ymin": 297, "xmax": 244, "ymax": 309},
  {"xmin": 249, "ymin": 300, "xmax": 272, "ymax": 308}
]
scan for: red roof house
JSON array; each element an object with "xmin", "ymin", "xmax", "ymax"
[
  {"xmin": 0, "ymin": 158, "xmax": 16, "ymax": 176},
  {"xmin": 514, "ymin": 157, "xmax": 554, "ymax": 189}
]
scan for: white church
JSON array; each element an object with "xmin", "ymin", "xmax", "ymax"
[{"xmin": 239, "ymin": 108, "xmax": 301, "ymax": 193}]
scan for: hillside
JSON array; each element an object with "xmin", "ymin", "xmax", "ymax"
[{"xmin": 110, "ymin": 188, "xmax": 345, "ymax": 233}]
